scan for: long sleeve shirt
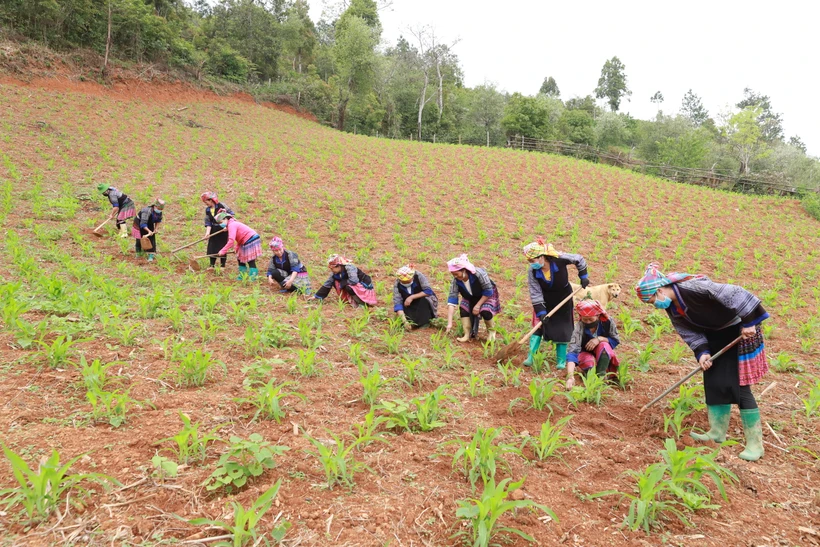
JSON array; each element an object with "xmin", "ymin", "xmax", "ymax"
[
  {"xmin": 204, "ymin": 203, "xmax": 234, "ymax": 227},
  {"xmin": 528, "ymin": 252, "xmax": 588, "ymax": 318},
  {"xmin": 393, "ymin": 272, "xmax": 435, "ymax": 312},
  {"xmin": 567, "ymin": 319, "xmax": 620, "ymax": 363},
  {"xmin": 106, "ymin": 188, "xmax": 132, "ymax": 209},
  {"xmin": 266, "ymin": 250, "xmax": 307, "ymax": 277},
  {"xmin": 135, "ymin": 206, "xmax": 162, "ymax": 233},
  {"xmin": 447, "ymin": 268, "xmax": 494, "ymax": 305},
  {"xmin": 219, "ymin": 220, "xmax": 257, "ymax": 254},
  {"xmin": 666, "ymin": 278, "xmax": 769, "ymax": 360},
  {"xmin": 315, "ymin": 264, "xmax": 373, "ymax": 299}
]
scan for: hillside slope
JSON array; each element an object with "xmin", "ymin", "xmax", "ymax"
[{"xmin": 0, "ymin": 79, "xmax": 818, "ymax": 546}]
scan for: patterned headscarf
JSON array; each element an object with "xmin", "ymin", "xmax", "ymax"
[
  {"xmin": 215, "ymin": 211, "xmax": 234, "ymax": 223},
  {"xmin": 201, "ymin": 191, "xmax": 218, "ymax": 204},
  {"xmin": 576, "ymin": 297, "xmax": 608, "ymax": 321},
  {"xmin": 635, "ymin": 262, "xmax": 701, "ymax": 303},
  {"xmin": 269, "ymin": 237, "xmax": 284, "ymax": 250},
  {"xmin": 447, "ymin": 254, "xmax": 476, "ymax": 274},
  {"xmin": 523, "ymin": 236, "xmax": 561, "ymax": 260},
  {"xmin": 97, "ymin": 184, "xmax": 110, "ymax": 194},
  {"xmin": 152, "ymin": 198, "xmax": 166, "ymax": 211},
  {"xmin": 328, "ymin": 254, "xmax": 351, "ymax": 267},
  {"xmin": 396, "ymin": 264, "xmax": 415, "ymax": 283}
]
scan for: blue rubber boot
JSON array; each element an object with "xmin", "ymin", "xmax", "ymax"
[
  {"xmin": 523, "ymin": 335, "xmax": 542, "ymax": 367},
  {"xmin": 739, "ymin": 408, "xmax": 764, "ymax": 461},
  {"xmin": 236, "ymin": 265, "xmax": 248, "ymax": 280},
  {"xmin": 248, "ymin": 267, "xmax": 259, "ymax": 281},
  {"xmin": 691, "ymin": 404, "xmax": 731, "ymax": 443},
  {"xmin": 555, "ymin": 343, "xmax": 568, "ymax": 370}
]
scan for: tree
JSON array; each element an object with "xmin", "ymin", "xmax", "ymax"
[
  {"xmin": 565, "ymin": 95, "xmax": 599, "ymax": 118},
  {"xmin": 650, "ymin": 91, "xmax": 663, "ymax": 112},
  {"xmin": 594, "ymin": 56, "xmax": 630, "ymax": 112},
  {"xmin": 594, "ymin": 112, "xmax": 630, "ymax": 148},
  {"xmin": 539, "ymin": 76, "xmax": 559, "ymax": 97},
  {"xmin": 281, "ymin": 0, "xmax": 317, "ymax": 74},
  {"xmin": 558, "ymin": 110, "xmax": 595, "ymax": 146},
  {"xmin": 471, "ymin": 82, "xmax": 505, "ymax": 146},
  {"xmin": 726, "ymin": 106, "xmax": 768, "ymax": 175},
  {"xmin": 736, "ymin": 88, "xmax": 784, "ymax": 143},
  {"xmin": 789, "ymin": 136, "xmax": 807, "ymax": 154},
  {"xmin": 656, "ymin": 129, "xmax": 710, "ymax": 168},
  {"xmin": 501, "ymin": 93, "xmax": 563, "ymax": 140},
  {"xmin": 332, "ymin": 15, "xmax": 377, "ymax": 130},
  {"xmin": 679, "ymin": 89, "xmax": 709, "ymax": 127},
  {"xmin": 408, "ymin": 26, "xmax": 459, "ymax": 140}
]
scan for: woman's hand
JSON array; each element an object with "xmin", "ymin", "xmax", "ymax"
[
  {"xmin": 472, "ymin": 305, "xmax": 481, "ymax": 316},
  {"xmin": 585, "ymin": 338, "xmax": 600, "ymax": 351},
  {"xmin": 267, "ymin": 277, "xmax": 275, "ymax": 285},
  {"xmin": 284, "ymin": 279, "xmax": 293, "ymax": 289},
  {"xmin": 741, "ymin": 326, "xmax": 757, "ymax": 340},
  {"xmin": 698, "ymin": 353, "xmax": 713, "ymax": 371},
  {"xmin": 565, "ymin": 376, "xmax": 575, "ymax": 389},
  {"xmin": 404, "ymin": 296, "xmax": 414, "ymax": 308},
  {"xmin": 446, "ymin": 320, "xmax": 453, "ymax": 333}
]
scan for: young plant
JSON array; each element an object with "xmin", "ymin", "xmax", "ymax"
[
  {"xmin": 496, "ymin": 360, "xmax": 522, "ymax": 387},
  {"xmin": 520, "ymin": 416, "xmax": 578, "ymax": 463},
  {"xmin": 509, "ymin": 378, "xmax": 559, "ymax": 415},
  {"xmin": 304, "ymin": 431, "xmax": 382, "ymax": 490},
  {"xmin": 445, "ymin": 427, "xmax": 521, "ymax": 492},
  {"xmin": 360, "ymin": 365, "xmax": 390, "ymax": 406},
  {"xmin": 35, "ymin": 335, "xmax": 86, "ymax": 368},
  {"xmin": 155, "ymin": 412, "xmax": 219, "ymax": 465},
  {"xmin": 565, "ymin": 371, "xmax": 610, "ymax": 407},
  {"xmin": 381, "ymin": 327, "xmax": 403, "ymax": 354},
  {"xmin": 294, "ymin": 349, "xmax": 319, "ymax": 377},
  {"xmin": 349, "ymin": 342, "xmax": 365, "ymax": 373},
  {"xmin": 454, "ymin": 477, "xmax": 557, "ymax": 547},
  {"xmin": 804, "ymin": 377, "xmax": 820, "ymax": 418},
  {"xmin": 663, "ymin": 384, "xmax": 706, "ymax": 439},
  {"xmin": 186, "ymin": 480, "xmax": 291, "ymax": 546},
  {"xmin": 400, "ymin": 355, "xmax": 425, "ymax": 386},
  {"xmin": 466, "ymin": 371, "xmax": 491, "ymax": 397},
  {"xmin": 205, "ymin": 434, "xmax": 289, "ymax": 492},
  {"xmin": 86, "ymin": 385, "xmax": 147, "ymax": 428},
  {"xmin": 238, "ymin": 379, "xmax": 306, "ymax": 422},
  {"xmin": 173, "ymin": 349, "xmax": 225, "ymax": 388}
]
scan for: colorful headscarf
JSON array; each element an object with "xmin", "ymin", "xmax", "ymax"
[
  {"xmin": 214, "ymin": 211, "xmax": 234, "ymax": 223},
  {"xmin": 269, "ymin": 237, "xmax": 284, "ymax": 250},
  {"xmin": 328, "ymin": 254, "xmax": 351, "ymax": 267},
  {"xmin": 635, "ymin": 262, "xmax": 702, "ymax": 303},
  {"xmin": 201, "ymin": 191, "xmax": 218, "ymax": 204},
  {"xmin": 97, "ymin": 183, "xmax": 110, "ymax": 194},
  {"xmin": 523, "ymin": 236, "xmax": 561, "ymax": 260},
  {"xmin": 396, "ymin": 264, "xmax": 415, "ymax": 283},
  {"xmin": 152, "ymin": 198, "xmax": 166, "ymax": 211},
  {"xmin": 447, "ymin": 254, "xmax": 476, "ymax": 274},
  {"xmin": 576, "ymin": 297, "xmax": 608, "ymax": 321}
]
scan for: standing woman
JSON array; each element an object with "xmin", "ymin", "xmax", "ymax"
[
  {"xmin": 215, "ymin": 211, "xmax": 262, "ymax": 280},
  {"xmin": 200, "ymin": 191, "xmax": 233, "ymax": 271},
  {"xmin": 635, "ymin": 262, "xmax": 769, "ymax": 461},
  {"xmin": 132, "ymin": 198, "xmax": 165, "ymax": 261},
  {"xmin": 266, "ymin": 237, "xmax": 311, "ymax": 294},
  {"xmin": 393, "ymin": 264, "xmax": 438, "ymax": 330},
  {"xmin": 97, "ymin": 184, "xmax": 136, "ymax": 238},
  {"xmin": 445, "ymin": 254, "xmax": 501, "ymax": 342},
  {"xmin": 312, "ymin": 254, "xmax": 377, "ymax": 307},
  {"xmin": 522, "ymin": 237, "xmax": 589, "ymax": 369}
]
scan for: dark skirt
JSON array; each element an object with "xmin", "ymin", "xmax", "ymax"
[
  {"xmin": 405, "ymin": 297, "xmax": 435, "ymax": 328},
  {"xmin": 533, "ymin": 284, "xmax": 574, "ymax": 343},
  {"xmin": 703, "ymin": 323, "xmax": 747, "ymax": 405},
  {"xmin": 207, "ymin": 230, "xmax": 229, "ymax": 256}
]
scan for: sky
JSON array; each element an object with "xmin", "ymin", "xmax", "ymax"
[{"xmin": 307, "ymin": 0, "xmax": 819, "ymax": 156}]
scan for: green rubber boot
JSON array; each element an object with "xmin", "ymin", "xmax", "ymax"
[
  {"xmin": 555, "ymin": 343, "xmax": 567, "ymax": 370},
  {"xmin": 236, "ymin": 265, "xmax": 249, "ymax": 280},
  {"xmin": 523, "ymin": 335, "xmax": 542, "ymax": 367},
  {"xmin": 738, "ymin": 408, "xmax": 764, "ymax": 461},
  {"xmin": 248, "ymin": 267, "xmax": 259, "ymax": 281},
  {"xmin": 691, "ymin": 404, "xmax": 731, "ymax": 443}
]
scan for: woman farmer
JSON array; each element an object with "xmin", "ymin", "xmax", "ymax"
[
  {"xmin": 201, "ymin": 191, "xmax": 234, "ymax": 271},
  {"xmin": 266, "ymin": 237, "xmax": 311, "ymax": 294},
  {"xmin": 445, "ymin": 254, "xmax": 501, "ymax": 343},
  {"xmin": 393, "ymin": 264, "xmax": 438, "ymax": 330},
  {"xmin": 523, "ymin": 237, "xmax": 590, "ymax": 369},
  {"xmin": 635, "ymin": 262, "xmax": 769, "ymax": 462},
  {"xmin": 97, "ymin": 184, "xmax": 136, "ymax": 237},
  {"xmin": 312, "ymin": 254, "xmax": 377, "ymax": 307},
  {"xmin": 565, "ymin": 298, "xmax": 620, "ymax": 389},
  {"xmin": 132, "ymin": 198, "xmax": 165, "ymax": 261},
  {"xmin": 215, "ymin": 211, "xmax": 262, "ymax": 280}
]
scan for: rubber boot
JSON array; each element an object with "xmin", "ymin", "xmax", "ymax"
[
  {"xmin": 248, "ymin": 267, "xmax": 259, "ymax": 281},
  {"xmin": 470, "ymin": 316, "xmax": 480, "ymax": 339},
  {"xmin": 457, "ymin": 317, "xmax": 472, "ymax": 343},
  {"xmin": 690, "ymin": 404, "xmax": 731, "ymax": 443},
  {"xmin": 236, "ymin": 265, "xmax": 249, "ymax": 281},
  {"xmin": 738, "ymin": 408, "xmax": 764, "ymax": 461},
  {"xmin": 595, "ymin": 350, "xmax": 611, "ymax": 377},
  {"xmin": 555, "ymin": 343, "xmax": 568, "ymax": 370},
  {"xmin": 147, "ymin": 253, "xmax": 155, "ymax": 262},
  {"xmin": 485, "ymin": 318, "xmax": 496, "ymax": 342},
  {"xmin": 118, "ymin": 223, "xmax": 128, "ymax": 238},
  {"xmin": 523, "ymin": 335, "xmax": 542, "ymax": 367}
]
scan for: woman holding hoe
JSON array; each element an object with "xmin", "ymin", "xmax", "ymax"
[
  {"xmin": 200, "ymin": 191, "xmax": 234, "ymax": 271},
  {"xmin": 445, "ymin": 254, "xmax": 501, "ymax": 342},
  {"xmin": 132, "ymin": 198, "xmax": 165, "ymax": 261},
  {"xmin": 97, "ymin": 184, "xmax": 136, "ymax": 237},
  {"xmin": 215, "ymin": 211, "xmax": 262, "ymax": 280},
  {"xmin": 523, "ymin": 237, "xmax": 590, "ymax": 369},
  {"xmin": 635, "ymin": 262, "xmax": 770, "ymax": 461}
]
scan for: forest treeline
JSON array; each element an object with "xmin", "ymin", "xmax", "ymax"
[{"xmin": 2, "ymin": 0, "xmax": 818, "ymax": 188}]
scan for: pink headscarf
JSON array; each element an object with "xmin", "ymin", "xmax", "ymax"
[
  {"xmin": 200, "ymin": 191, "xmax": 218, "ymax": 204},
  {"xmin": 447, "ymin": 254, "xmax": 476, "ymax": 274},
  {"xmin": 269, "ymin": 237, "xmax": 284, "ymax": 250},
  {"xmin": 576, "ymin": 298, "xmax": 608, "ymax": 321}
]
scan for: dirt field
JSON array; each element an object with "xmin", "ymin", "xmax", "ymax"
[{"xmin": 0, "ymin": 77, "xmax": 818, "ymax": 547}]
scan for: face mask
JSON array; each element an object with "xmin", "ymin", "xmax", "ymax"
[
  {"xmin": 654, "ymin": 294, "xmax": 672, "ymax": 309},
  {"xmin": 219, "ymin": 222, "xmax": 227, "ymax": 228},
  {"xmin": 400, "ymin": 282, "xmax": 413, "ymax": 289},
  {"xmin": 530, "ymin": 262, "xmax": 543, "ymax": 270}
]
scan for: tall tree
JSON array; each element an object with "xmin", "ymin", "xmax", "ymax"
[
  {"xmin": 650, "ymin": 91, "xmax": 663, "ymax": 113},
  {"xmin": 789, "ymin": 136, "xmax": 807, "ymax": 154},
  {"xmin": 594, "ymin": 56, "xmax": 630, "ymax": 112},
  {"xmin": 501, "ymin": 93, "xmax": 563, "ymax": 140},
  {"xmin": 539, "ymin": 76, "xmax": 559, "ymax": 97},
  {"xmin": 332, "ymin": 15, "xmax": 377, "ymax": 130},
  {"xmin": 471, "ymin": 83, "xmax": 505, "ymax": 146},
  {"xmin": 680, "ymin": 89, "xmax": 709, "ymax": 127},
  {"xmin": 736, "ymin": 88, "xmax": 784, "ymax": 143},
  {"xmin": 408, "ymin": 26, "xmax": 458, "ymax": 140},
  {"xmin": 726, "ymin": 106, "xmax": 768, "ymax": 175}
]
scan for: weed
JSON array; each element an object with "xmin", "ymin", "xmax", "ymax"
[{"xmin": 205, "ymin": 434, "xmax": 289, "ymax": 492}]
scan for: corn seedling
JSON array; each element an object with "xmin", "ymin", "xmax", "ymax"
[
  {"xmin": 400, "ymin": 355, "xmax": 425, "ymax": 386},
  {"xmin": 187, "ymin": 480, "xmax": 291, "ymax": 546},
  {"xmin": 565, "ymin": 371, "xmax": 610, "ymax": 407},
  {"xmin": 35, "ymin": 335, "xmax": 86, "ymax": 368},
  {"xmin": 664, "ymin": 384, "xmax": 705, "ymax": 439},
  {"xmin": 465, "ymin": 371, "xmax": 491, "ymax": 397},
  {"xmin": 205, "ymin": 434, "xmax": 289, "ymax": 492},
  {"xmin": 349, "ymin": 342, "xmax": 365, "ymax": 373},
  {"xmin": 304, "ymin": 430, "xmax": 382, "ymax": 490},
  {"xmin": 520, "ymin": 416, "xmax": 577, "ymax": 463},
  {"xmin": 238, "ymin": 379, "xmax": 305, "ymax": 422},
  {"xmin": 360, "ymin": 365, "xmax": 390, "ymax": 406},
  {"xmin": 496, "ymin": 360, "xmax": 522, "ymax": 387},
  {"xmin": 350, "ymin": 409, "xmax": 391, "ymax": 449},
  {"xmin": 381, "ymin": 327, "xmax": 403, "ymax": 354},
  {"xmin": 509, "ymin": 378, "xmax": 559, "ymax": 415},
  {"xmin": 616, "ymin": 359, "xmax": 633, "ymax": 390},
  {"xmin": 636, "ymin": 343, "xmax": 655, "ymax": 372},
  {"xmin": 0, "ymin": 445, "xmax": 115, "ymax": 522},
  {"xmin": 770, "ymin": 352, "xmax": 802, "ymax": 373},
  {"xmin": 260, "ymin": 318, "xmax": 291, "ymax": 348},
  {"xmin": 454, "ymin": 477, "xmax": 557, "ymax": 547},
  {"xmin": 347, "ymin": 311, "xmax": 370, "ymax": 338},
  {"xmin": 155, "ymin": 413, "xmax": 219, "ymax": 465},
  {"xmin": 298, "ymin": 315, "xmax": 321, "ymax": 349},
  {"xmin": 803, "ymin": 377, "xmax": 820, "ymax": 418},
  {"xmin": 445, "ymin": 427, "xmax": 521, "ymax": 492},
  {"xmin": 172, "ymin": 349, "xmax": 224, "ymax": 387},
  {"xmin": 294, "ymin": 349, "xmax": 319, "ymax": 377}
]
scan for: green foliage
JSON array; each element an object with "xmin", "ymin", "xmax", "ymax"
[
  {"xmin": 35, "ymin": 335, "xmax": 85, "ymax": 368},
  {"xmin": 595, "ymin": 56, "xmax": 631, "ymax": 112},
  {"xmin": 155, "ymin": 413, "xmax": 219, "ymax": 465},
  {"xmin": 663, "ymin": 384, "xmax": 706, "ymax": 438},
  {"xmin": 509, "ymin": 378, "xmax": 559, "ymax": 415},
  {"xmin": 187, "ymin": 480, "xmax": 291, "ymax": 546},
  {"xmin": 454, "ymin": 477, "xmax": 557, "ymax": 547},
  {"xmin": 565, "ymin": 371, "xmax": 610, "ymax": 407},
  {"xmin": 445, "ymin": 427, "xmax": 521, "ymax": 492},
  {"xmin": 238, "ymin": 379, "xmax": 306, "ymax": 422},
  {"xmin": 205, "ymin": 434, "xmax": 289, "ymax": 493},
  {"xmin": 804, "ymin": 377, "xmax": 820, "ymax": 418},
  {"xmin": 802, "ymin": 192, "xmax": 820, "ymax": 221},
  {"xmin": 304, "ymin": 430, "xmax": 380, "ymax": 490},
  {"xmin": 0, "ymin": 445, "xmax": 115, "ymax": 522},
  {"xmin": 377, "ymin": 385, "xmax": 454, "ymax": 432},
  {"xmin": 520, "ymin": 416, "xmax": 577, "ymax": 462},
  {"xmin": 172, "ymin": 349, "xmax": 225, "ymax": 388},
  {"xmin": 360, "ymin": 365, "xmax": 390, "ymax": 406},
  {"xmin": 501, "ymin": 93, "xmax": 563, "ymax": 139}
]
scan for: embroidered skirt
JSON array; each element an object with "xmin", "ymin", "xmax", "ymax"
[
  {"xmin": 577, "ymin": 341, "xmax": 620, "ymax": 372},
  {"xmin": 237, "ymin": 236, "xmax": 262, "ymax": 263},
  {"xmin": 738, "ymin": 324, "xmax": 768, "ymax": 386},
  {"xmin": 336, "ymin": 281, "xmax": 378, "ymax": 307},
  {"xmin": 459, "ymin": 284, "xmax": 501, "ymax": 318},
  {"xmin": 117, "ymin": 200, "xmax": 136, "ymax": 221}
]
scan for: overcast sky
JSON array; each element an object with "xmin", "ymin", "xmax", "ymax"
[{"xmin": 307, "ymin": 0, "xmax": 818, "ymax": 156}]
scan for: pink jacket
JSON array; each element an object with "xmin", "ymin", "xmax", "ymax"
[{"xmin": 219, "ymin": 219, "xmax": 258, "ymax": 254}]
